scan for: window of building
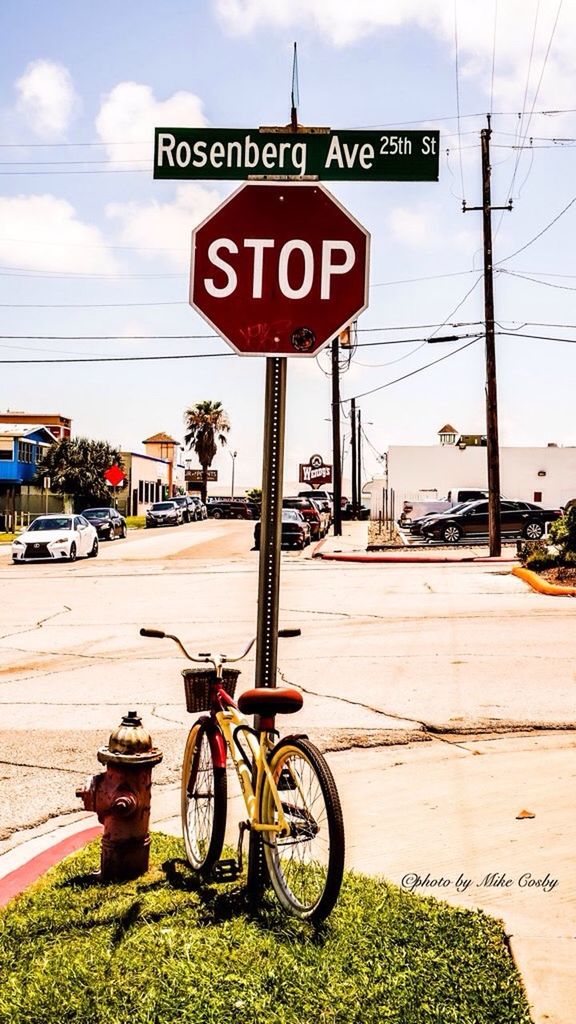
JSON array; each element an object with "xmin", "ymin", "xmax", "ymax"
[
  {"xmin": 0, "ymin": 438, "xmax": 13, "ymax": 461},
  {"xmin": 533, "ymin": 491, "xmax": 542, "ymax": 503},
  {"xmin": 138, "ymin": 481, "xmax": 144, "ymax": 502},
  {"xmin": 18, "ymin": 440, "xmax": 35, "ymax": 464}
]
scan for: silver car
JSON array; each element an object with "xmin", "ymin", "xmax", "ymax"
[{"xmin": 145, "ymin": 501, "xmax": 184, "ymax": 528}]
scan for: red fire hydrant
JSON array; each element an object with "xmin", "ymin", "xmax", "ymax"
[{"xmin": 76, "ymin": 710, "xmax": 163, "ymax": 881}]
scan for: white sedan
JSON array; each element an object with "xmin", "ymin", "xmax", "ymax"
[{"xmin": 11, "ymin": 514, "xmax": 99, "ymax": 563}]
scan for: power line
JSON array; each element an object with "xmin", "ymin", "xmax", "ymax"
[
  {"xmin": 496, "ymin": 192, "xmax": 576, "ymax": 263},
  {"xmin": 342, "ymin": 336, "xmax": 482, "ymax": 403}
]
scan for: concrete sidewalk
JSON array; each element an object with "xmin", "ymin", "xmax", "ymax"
[{"xmin": 1, "ymin": 731, "xmax": 574, "ymax": 1024}]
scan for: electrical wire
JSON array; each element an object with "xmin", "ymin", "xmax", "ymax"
[
  {"xmin": 342, "ymin": 336, "xmax": 482, "ymax": 403},
  {"xmin": 496, "ymin": 192, "xmax": 576, "ymax": 263},
  {"xmin": 497, "ymin": 269, "xmax": 576, "ymax": 291}
]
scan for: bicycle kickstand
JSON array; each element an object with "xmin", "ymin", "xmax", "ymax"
[{"xmin": 212, "ymin": 821, "xmax": 249, "ymax": 882}]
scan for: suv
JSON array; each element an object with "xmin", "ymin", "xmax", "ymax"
[
  {"xmin": 170, "ymin": 495, "xmax": 196, "ymax": 523},
  {"xmin": 145, "ymin": 501, "xmax": 184, "ymax": 528},
  {"xmin": 298, "ymin": 489, "xmax": 333, "ymax": 516},
  {"xmin": 207, "ymin": 500, "xmax": 257, "ymax": 520},
  {"xmin": 283, "ymin": 497, "xmax": 323, "ymax": 540}
]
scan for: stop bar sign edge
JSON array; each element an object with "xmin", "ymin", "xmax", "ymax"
[{"xmin": 189, "ymin": 181, "xmax": 370, "ymax": 357}]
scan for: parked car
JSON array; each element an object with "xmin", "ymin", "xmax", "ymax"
[
  {"xmin": 12, "ymin": 514, "xmax": 98, "ymax": 563},
  {"xmin": 81, "ymin": 506, "xmax": 127, "ymax": 540},
  {"xmin": 309, "ymin": 497, "xmax": 331, "ymax": 537},
  {"xmin": 170, "ymin": 495, "xmax": 197, "ymax": 523},
  {"xmin": 421, "ymin": 499, "xmax": 563, "ymax": 543},
  {"xmin": 207, "ymin": 500, "xmax": 257, "ymax": 519},
  {"xmin": 189, "ymin": 496, "xmax": 207, "ymax": 520},
  {"xmin": 401, "ymin": 487, "xmax": 489, "ymax": 525},
  {"xmin": 254, "ymin": 509, "xmax": 311, "ymax": 550},
  {"xmin": 406, "ymin": 501, "xmax": 474, "ymax": 536},
  {"xmin": 341, "ymin": 502, "xmax": 370, "ymax": 521},
  {"xmin": 283, "ymin": 497, "xmax": 323, "ymax": 540},
  {"xmin": 145, "ymin": 501, "xmax": 184, "ymax": 528},
  {"xmin": 298, "ymin": 489, "xmax": 333, "ymax": 518}
]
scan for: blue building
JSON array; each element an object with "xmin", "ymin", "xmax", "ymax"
[{"xmin": 0, "ymin": 425, "xmax": 58, "ymax": 528}]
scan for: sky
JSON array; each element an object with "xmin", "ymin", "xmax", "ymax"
[{"xmin": 1, "ymin": 0, "xmax": 575, "ymax": 493}]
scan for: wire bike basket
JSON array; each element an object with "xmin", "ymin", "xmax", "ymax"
[{"xmin": 182, "ymin": 667, "xmax": 240, "ymax": 713}]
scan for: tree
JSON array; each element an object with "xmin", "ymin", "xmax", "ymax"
[
  {"xmin": 184, "ymin": 400, "xmax": 230, "ymax": 502},
  {"xmin": 36, "ymin": 437, "xmax": 124, "ymax": 511}
]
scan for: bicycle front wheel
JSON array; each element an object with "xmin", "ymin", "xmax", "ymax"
[
  {"xmin": 181, "ymin": 721, "xmax": 227, "ymax": 874},
  {"xmin": 260, "ymin": 736, "xmax": 345, "ymax": 923}
]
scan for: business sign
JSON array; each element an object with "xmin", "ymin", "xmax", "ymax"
[
  {"xmin": 299, "ymin": 454, "xmax": 332, "ymax": 488},
  {"xmin": 190, "ymin": 181, "xmax": 369, "ymax": 358},
  {"xmin": 185, "ymin": 469, "xmax": 217, "ymax": 482},
  {"xmin": 154, "ymin": 127, "xmax": 440, "ymax": 182}
]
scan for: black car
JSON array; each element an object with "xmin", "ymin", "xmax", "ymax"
[
  {"xmin": 81, "ymin": 507, "xmax": 127, "ymax": 540},
  {"xmin": 421, "ymin": 499, "xmax": 563, "ymax": 543},
  {"xmin": 170, "ymin": 495, "xmax": 196, "ymax": 523},
  {"xmin": 254, "ymin": 509, "xmax": 311, "ymax": 550},
  {"xmin": 207, "ymin": 500, "xmax": 258, "ymax": 520},
  {"xmin": 341, "ymin": 502, "xmax": 370, "ymax": 521}
]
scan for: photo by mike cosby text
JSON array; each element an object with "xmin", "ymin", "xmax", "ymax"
[{"xmin": 401, "ymin": 871, "xmax": 558, "ymax": 894}]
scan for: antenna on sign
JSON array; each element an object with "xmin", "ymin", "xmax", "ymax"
[{"xmin": 291, "ymin": 41, "xmax": 299, "ymax": 131}]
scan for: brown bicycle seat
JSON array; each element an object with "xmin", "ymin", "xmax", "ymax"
[{"xmin": 237, "ymin": 687, "xmax": 303, "ymax": 717}]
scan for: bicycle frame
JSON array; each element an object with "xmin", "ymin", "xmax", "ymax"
[{"xmin": 203, "ymin": 680, "xmax": 291, "ymax": 840}]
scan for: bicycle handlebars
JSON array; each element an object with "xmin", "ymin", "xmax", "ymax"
[{"xmin": 140, "ymin": 626, "xmax": 301, "ymax": 664}]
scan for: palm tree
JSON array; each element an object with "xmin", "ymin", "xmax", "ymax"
[{"xmin": 184, "ymin": 400, "xmax": 230, "ymax": 502}]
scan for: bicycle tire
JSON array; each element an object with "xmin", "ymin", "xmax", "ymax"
[
  {"xmin": 181, "ymin": 720, "xmax": 227, "ymax": 874},
  {"xmin": 260, "ymin": 736, "xmax": 345, "ymax": 923}
]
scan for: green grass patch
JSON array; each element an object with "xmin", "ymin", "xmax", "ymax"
[
  {"xmin": 126, "ymin": 516, "xmax": 146, "ymax": 530},
  {"xmin": 0, "ymin": 834, "xmax": 531, "ymax": 1024}
]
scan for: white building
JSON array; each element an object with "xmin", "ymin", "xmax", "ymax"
[{"xmin": 365, "ymin": 425, "xmax": 576, "ymax": 517}]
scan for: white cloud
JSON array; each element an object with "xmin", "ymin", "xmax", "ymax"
[
  {"xmin": 387, "ymin": 205, "xmax": 473, "ymax": 253},
  {"xmin": 95, "ymin": 83, "xmax": 207, "ymax": 163},
  {"xmin": 106, "ymin": 184, "xmax": 223, "ymax": 267},
  {"xmin": 0, "ymin": 195, "xmax": 118, "ymax": 274},
  {"xmin": 15, "ymin": 60, "xmax": 79, "ymax": 139},
  {"xmin": 215, "ymin": 0, "xmax": 576, "ymax": 115}
]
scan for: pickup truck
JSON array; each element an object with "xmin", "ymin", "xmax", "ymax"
[{"xmin": 400, "ymin": 488, "xmax": 489, "ymax": 525}]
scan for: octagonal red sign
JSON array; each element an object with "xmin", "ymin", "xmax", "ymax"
[{"xmin": 190, "ymin": 182, "xmax": 370, "ymax": 357}]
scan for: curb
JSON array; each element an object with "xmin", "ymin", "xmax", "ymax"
[
  {"xmin": 317, "ymin": 552, "xmax": 518, "ymax": 564},
  {"xmin": 512, "ymin": 566, "xmax": 576, "ymax": 596},
  {"xmin": 0, "ymin": 825, "xmax": 102, "ymax": 907}
]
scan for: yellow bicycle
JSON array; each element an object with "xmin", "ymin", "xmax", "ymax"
[{"xmin": 140, "ymin": 627, "xmax": 344, "ymax": 923}]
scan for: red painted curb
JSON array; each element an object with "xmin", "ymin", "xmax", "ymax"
[
  {"xmin": 0, "ymin": 825, "xmax": 102, "ymax": 907},
  {"xmin": 318, "ymin": 552, "xmax": 518, "ymax": 564}
]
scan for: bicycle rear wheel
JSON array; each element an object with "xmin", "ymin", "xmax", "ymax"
[
  {"xmin": 260, "ymin": 736, "xmax": 345, "ymax": 923},
  {"xmin": 181, "ymin": 721, "xmax": 227, "ymax": 874}
]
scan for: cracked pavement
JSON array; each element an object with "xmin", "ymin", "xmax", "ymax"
[{"xmin": 0, "ymin": 519, "xmax": 575, "ymax": 846}]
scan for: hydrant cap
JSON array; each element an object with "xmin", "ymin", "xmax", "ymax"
[{"xmin": 108, "ymin": 710, "xmax": 153, "ymax": 755}]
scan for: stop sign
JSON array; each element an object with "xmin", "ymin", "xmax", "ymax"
[{"xmin": 190, "ymin": 182, "xmax": 370, "ymax": 357}]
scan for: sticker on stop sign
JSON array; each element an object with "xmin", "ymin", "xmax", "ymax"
[{"xmin": 190, "ymin": 182, "xmax": 370, "ymax": 357}]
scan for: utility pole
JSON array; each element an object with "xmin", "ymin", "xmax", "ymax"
[
  {"xmin": 463, "ymin": 115, "xmax": 511, "ymax": 557},
  {"xmin": 350, "ymin": 398, "xmax": 357, "ymax": 514},
  {"xmin": 356, "ymin": 406, "xmax": 362, "ymax": 515},
  {"xmin": 331, "ymin": 337, "xmax": 342, "ymax": 536}
]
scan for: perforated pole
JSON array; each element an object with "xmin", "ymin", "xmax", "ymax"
[
  {"xmin": 248, "ymin": 355, "xmax": 287, "ymax": 900},
  {"xmin": 255, "ymin": 356, "xmax": 287, "ymax": 689}
]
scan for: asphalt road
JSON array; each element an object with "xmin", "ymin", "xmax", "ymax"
[{"xmin": 0, "ymin": 519, "xmax": 574, "ymax": 846}]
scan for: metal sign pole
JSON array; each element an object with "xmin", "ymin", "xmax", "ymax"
[
  {"xmin": 255, "ymin": 357, "xmax": 287, "ymax": 688},
  {"xmin": 247, "ymin": 355, "xmax": 287, "ymax": 898}
]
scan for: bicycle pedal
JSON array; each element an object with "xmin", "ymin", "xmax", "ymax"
[{"xmin": 213, "ymin": 858, "xmax": 240, "ymax": 881}]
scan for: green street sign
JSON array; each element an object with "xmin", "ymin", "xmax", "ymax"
[{"xmin": 154, "ymin": 127, "xmax": 439, "ymax": 182}]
